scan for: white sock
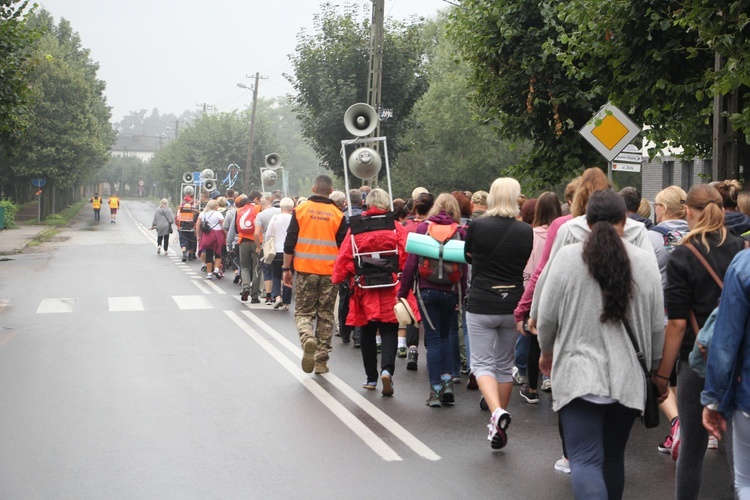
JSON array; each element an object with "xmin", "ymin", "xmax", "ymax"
[
  {"xmin": 398, "ymin": 337, "xmax": 407, "ymax": 348},
  {"xmin": 376, "ymin": 335, "xmax": 382, "ymax": 345}
]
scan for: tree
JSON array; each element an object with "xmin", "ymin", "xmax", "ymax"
[
  {"xmin": 287, "ymin": 2, "xmax": 428, "ymax": 181},
  {"xmin": 392, "ymin": 14, "xmax": 531, "ymax": 197},
  {"xmin": 0, "ymin": 0, "xmax": 40, "ymax": 143},
  {"xmin": 448, "ymin": 0, "xmax": 604, "ymax": 190},
  {"xmin": 2, "ymin": 10, "xmax": 114, "ymax": 211}
]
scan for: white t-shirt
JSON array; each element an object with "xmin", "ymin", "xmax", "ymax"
[
  {"xmin": 266, "ymin": 213, "xmax": 292, "ymax": 253},
  {"xmin": 202, "ymin": 209, "xmax": 224, "ymax": 231}
]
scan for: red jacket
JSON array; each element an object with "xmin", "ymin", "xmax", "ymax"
[{"xmin": 332, "ymin": 208, "xmax": 419, "ymax": 326}]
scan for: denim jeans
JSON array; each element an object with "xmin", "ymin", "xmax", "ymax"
[
  {"xmin": 418, "ymin": 288, "xmax": 458, "ymax": 388},
  {"xmin": 559, "ymin": 398, "xmax": 639, "ymax": 500},
  {"xmin": 514, "ymin": 333, "xmax": 529, "ymax": 376}
]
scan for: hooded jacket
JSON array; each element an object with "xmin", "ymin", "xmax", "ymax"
[
  {"xmin": 724, "ymin": 210, "xmax": 750, "ymax": 236},
  {"xmin": 530, "ymin": 215, "xmax": 657, "ymax": 320}
]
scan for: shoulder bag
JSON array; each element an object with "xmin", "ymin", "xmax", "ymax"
[
  {"xmin": 623, "ymin": 317, "xmax": 660, "ymax": 428},
  {"xmin": 262, "ymin": 215, "xmax": 278, "ymax": 265}
]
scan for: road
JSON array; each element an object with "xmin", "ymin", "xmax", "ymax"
[{"xmin": 0, "ymin": 199, "xmax": 734, "ymax": 499}]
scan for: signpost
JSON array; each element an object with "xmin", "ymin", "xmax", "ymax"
[
  {"xmin": 580, "ymin": 102, "xmax": 642, "ymax": 181},
  {"xmin": 31, "ymin": 178, "xmax": 46, "ymax": 222}
]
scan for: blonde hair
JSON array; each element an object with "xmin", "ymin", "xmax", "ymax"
[
  {"xmin": 427, "ymin": 193, "xmax": 461, "ymax": 222},
  {"xmin": 571, "ymin": 167, "xmax": 610, "ymax": 216},
  {"xmin": 204, "ymin": 199, "xmax": 219, "ymax": 212},
  {"xmin": 637, "ymin": 198, "xmax": 652, "ymax": 219},
  {"xmin": 159, "ymin": 198, "xmax": 169, "ymax": 207},
  {"xmin": 655, "ymin": 185, "xmax": 687, "ymax": 220},
  {"xmin": 366, "ymin": 188, "xmax": 391, "ymax": 211},
  {"xmin": 680, "ymin": 184, "xmax": 726, "ymax": 251},
  {"xmin": 486, "ymin": 177, "xmax": 522, "ymax": 218},
  {"xmin": 738, "ymin": 191, "xmax": 750, "ymax": 216},
  {"xmin": 217, "ymin": 196, "xmax": 228, "ymax": 208},
  {"xmin": 713, "ymin": 179, "xmax": 743, "ymax": 210}
]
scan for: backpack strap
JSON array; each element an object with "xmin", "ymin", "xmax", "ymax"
[{"xmin": 649, "ymin": 225, "xmax": 670, "ymax": 237}]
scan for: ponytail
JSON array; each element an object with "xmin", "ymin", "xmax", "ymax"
[
  {"xmin": 680, "ymin": 184, "xmax": 726, "ymax": 252},
  {"xmin": 582, "ymin": 221, "xmax": 632, "ymax": 322}
]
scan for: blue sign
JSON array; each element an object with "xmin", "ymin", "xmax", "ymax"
[
  {"xmin": 193, "ymin": 172, "xmax": 201, "ymax": 185},
  {"xmin": 31, "ymin": 178, "xmax": 47, "ymax": 187}
]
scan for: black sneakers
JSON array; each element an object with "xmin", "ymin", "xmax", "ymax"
[{"xmin": 406, "ymin": 349, "xmax": 418, "ymax": 370}]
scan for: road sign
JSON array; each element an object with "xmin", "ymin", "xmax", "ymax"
[
  {"xmin": 614, "ymin": 152, "xmax": 643, "ymax": 164},
  {"xmin": 580, "ymin": 102, "xmax": 641, "ymax": 162},
  {"xmin": 31, "ymin": 178, "xmax": 47, "ymax": 187},
  {"xmin": 612, "ymin": 162, "xmax": 641, "ymax": 172}
]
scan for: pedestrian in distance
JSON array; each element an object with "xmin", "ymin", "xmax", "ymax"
[
  {"xmin": 151, "ymin": 198, "xmax": 175, "ymax": 255},
  {"xmin": 236, "ymin": 191, "xmax": 263, "ymax": 302},
  {"xmin": 196, "ymin": 199, "xmax": 226, "ymax": 279},
  {"xmin": 108, "ymin": 193, "xmax": 120, "ymax": 223},
  {"xmin": 177, "ymin": 197, "xmax": 198, "ymax": 262},
  {"xmin": 537, "ymin": 189, "xmax": 664, "ymax": 500},
  {"xmin": 282, "ymin": 175, "xmax": 347, "ymax": 374},
  {"xmin": 90, "ymin": 193, "xmax": 102, "ymax": 223},
  {"xmin": 265, "ymin": 197, "xmax": 295, "ymax": 311}
]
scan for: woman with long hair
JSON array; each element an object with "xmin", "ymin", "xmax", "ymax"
[
  {"xmin": 652, "ymin": 183, "xmax": 747, "ymax": 499},
  {"xmin": 519, "ymin": 192, "xmax": 561, "ymax": 404},
  {"xmin": 464, "ymin": 178, "xmax": 533, "ymax": 448},
  {"xmin": 333, "ymin": 189, "xmax": 409, "ymax": 394},
  {"xmin": 398, "ymin": 193, "xmax": 467, "ymax": 407},
  {"xmin": 537, "ymin": 189, "xmax": 664, "ymax": 499},
  {"xmin": 648, "ymin": 185, "xmax": 689, "ymax": 455}
]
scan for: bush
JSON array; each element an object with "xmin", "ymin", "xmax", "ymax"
[{"xmin": 0, "ymin": 199, "xmax": 19, "ymax": 229}]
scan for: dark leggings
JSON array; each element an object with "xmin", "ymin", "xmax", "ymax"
[
  {"xmin": 157, "ymin": 235, "xmax": 169, "ymax": 251},
  {"xmin": 526, "ymin": 334, "xmax": 541, "ymax": 390},
  {"xmin": 360, "ymin": 321, "xmax": 398, "ymax": 383},
  {"xmin": 560, "ymin": 399, "xmax": 639, "ymax": 500}
]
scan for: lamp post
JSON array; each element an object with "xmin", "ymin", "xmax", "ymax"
[{"xmin": 238, "ymin": 74, "xmax": 260, "ymax": 192}]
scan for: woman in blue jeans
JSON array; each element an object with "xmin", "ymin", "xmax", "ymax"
[
  {"xmin": 537, "ymin": 190, "xmax": 664, "ymax": 499},
  {"xmin": 398, "ymin": 193, "xmax": 467, "ymax": 407}
]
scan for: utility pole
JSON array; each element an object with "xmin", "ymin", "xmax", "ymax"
[
  {"xmin": 196, "ymin": 103, "xmax": 215, "ymax": 115},
  {"xmin": 241, "ymin": 72, "xmax": 267, "ymax": 192},
  {"xmin": 365, "ymin": 0, "xmax": 385, "ymax": 187}
]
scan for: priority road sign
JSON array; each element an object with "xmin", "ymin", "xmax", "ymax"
[{"xmin": 580, "ymin": 102, "xmax": 641, "ymax": 162}]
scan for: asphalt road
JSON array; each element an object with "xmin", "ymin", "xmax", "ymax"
[{"xmin": 0, "ymin": 199, "xmax": 735, "ymax": 499}]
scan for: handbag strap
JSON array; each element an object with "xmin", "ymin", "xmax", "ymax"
[
  {"xmin": 685, "ymin": 242, "xmax": 723, "ymax": 334},
  {"xmin": 622, "ymin": 317, "xmax": 649, "ymax": 376}
]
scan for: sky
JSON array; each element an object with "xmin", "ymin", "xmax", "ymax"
[{"xmin": 37, "ymin": 0, "xmax": 450, "ymax": 123}]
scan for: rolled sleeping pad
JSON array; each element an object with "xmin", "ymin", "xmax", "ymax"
[{"xmin": 405, "ymin": 232, "xmax": 467, "ymax": 263}]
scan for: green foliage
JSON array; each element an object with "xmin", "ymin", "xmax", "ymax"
[
  {"xmin": 2, "ymin": 10, "xmax": 115, "ymax": 191},
  {"xmin": 0, "ymin": 0, "xmax": 41, "ymax": 145},
  {"xmin": 448, "ymin": 0, "xmax": 604, "ymax": 189},
  {"xmin": 0, "ymin": 198, "xmax": 19, "ymax": 228},
  {"xmin": 287, "ymin": 2, "xmax": 429, "ymax": 180},
  {"xmin": 392, "ymin": 14, "xmax": 532, "ymax": 197}
]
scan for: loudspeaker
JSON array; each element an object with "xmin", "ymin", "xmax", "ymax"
[
  {"xmin": 348, "ymin": 147, "xmax": 382, "ymax": 179},
  {"xmin": 182, "ymin": 172, "xmax": 194, "ymax": 183},
  {"xmin": 201, "ymin": 168, "xmax": 215, "ymax": 180},
  {"xmin": 262, "ymin": 169, "xmax": 277, "ymax": 186},
  {"xmin": 183, "ymin": 185, "xmax": 195, "ymax": 197},
  {"xmin": 264, "ymin": 153, "xmax": 281, "ymax": 168},
  {"xmin": 344, "ymin": 103, "xmax": 378, "ymax": 137},
  {"xmin": 204, "ymin": 179, "xmax": 216, "ymax": 191}
]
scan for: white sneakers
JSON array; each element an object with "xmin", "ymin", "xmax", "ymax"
[{"xmin": 487, "ymin": 407, "xmax": 512, "ymax": 449}]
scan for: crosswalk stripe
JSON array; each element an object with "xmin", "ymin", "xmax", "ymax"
[
  {"xmin": 172, "ymin": 295, "xmax": 213, "ymax": 310},
  {"xmin": 108, "ymin": 296, "xmax": 144, "ymax": 312},
  {"xmin": 37, "ymin": 298, "xmax": 75, "ymax": 313}
]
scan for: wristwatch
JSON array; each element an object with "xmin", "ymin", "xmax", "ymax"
[{"xmin": 281, "ymin": 267, "xmax": 291, "ymax": 272}]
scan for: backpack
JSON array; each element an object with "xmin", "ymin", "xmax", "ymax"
[
  {"xmin": 650, "ymin": 225, "xmax": 684, "ymax": 254},
  {"xmin": 417, "ymin": 222, "xmax": 462, "ymax": 285}
]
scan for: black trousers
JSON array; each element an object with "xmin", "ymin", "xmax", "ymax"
[{"xmin": 360, "ymin": 321, "xmax": 398, "ymax": 383}]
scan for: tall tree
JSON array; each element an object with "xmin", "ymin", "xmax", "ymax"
[
  {"xmin": 287, "ymin": 2, "xmax": 428, "ymax": 180},
  {"xmin": 5, "ymin": 10, "xmax": 114, "ymax": 201},
  {"xmin": 393, "ymin": 14, "xmax": 530, "ymax": 197},
  {"xmin": 448, "ymin": 0, "xmax": 603, "ymax": 189}
]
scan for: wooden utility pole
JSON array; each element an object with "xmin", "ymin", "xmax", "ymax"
[
  {"xmin": 243, "ymin": 72, "xmax": 263, "ymax": 192},
  {"xmin": 365, "ymin": 0, "xmax": 385, "ymax": 186}
]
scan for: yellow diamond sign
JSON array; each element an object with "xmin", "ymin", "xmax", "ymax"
[{"xmin": 580, "ymin": 102, "xmax": 641, "ymax": 162}]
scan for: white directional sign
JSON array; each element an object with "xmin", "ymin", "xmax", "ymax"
[
  {"xmin": 612, "ymin": 162, "xmax": 641, "ymax": 173},
  {"xmin": 580, "ymin": 102, "xmax": 641, "ymax": 162}
]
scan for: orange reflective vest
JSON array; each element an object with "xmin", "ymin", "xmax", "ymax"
[
  {"xmin": 91, "ymin": 196, "xmax": 102, "ymax": 209},
  {"xmin": 293, "ymin": 200, "xmax": 344, "ymax": 275},
  {"xmin": 236, "ymin": 204, "xmax": 258, "ymax": 243}
]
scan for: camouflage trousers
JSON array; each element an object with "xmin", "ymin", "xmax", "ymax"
[{"xmin": 294, "ymin": 272, "xmax": 336, "ymax": 364}]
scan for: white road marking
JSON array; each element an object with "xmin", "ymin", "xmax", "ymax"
[
  {"xmin": 108, "ymin": 296, "xmax": 144, "ymax": 312},
  {"xmin": 204, "ymin": 280, "xmax": 226, "ymax": 294},
  {"xmin": 172, "ymin": 295, "xmax": 213, "ymax": 310},
  {"xmin": 0, "ymin": 299, "xmax": 9, "ymax": 312},
  {"xmin": 240, "ymin": 310, "xmax": 441, "ymax": 462},
  {"xmin": 225, "ymin": 310, "xmax": 402, "ymax": 462},
  {"xmin": 37, "ymin": 298, "xmax": 75, "ymax": 313}
]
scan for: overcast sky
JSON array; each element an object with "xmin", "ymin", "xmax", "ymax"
[{"xmin": 37, "ymin": 0, "xmax": 449, "ymax": 122}]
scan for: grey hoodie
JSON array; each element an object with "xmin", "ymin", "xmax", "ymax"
[{"xmin": 530, "ymin": 216, "xmax": 657, "ymax": 320}]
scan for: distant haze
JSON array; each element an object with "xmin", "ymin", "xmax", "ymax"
[{"xmin": 37, "ymin": 0, "xmax": 447, "ymax": 121}]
